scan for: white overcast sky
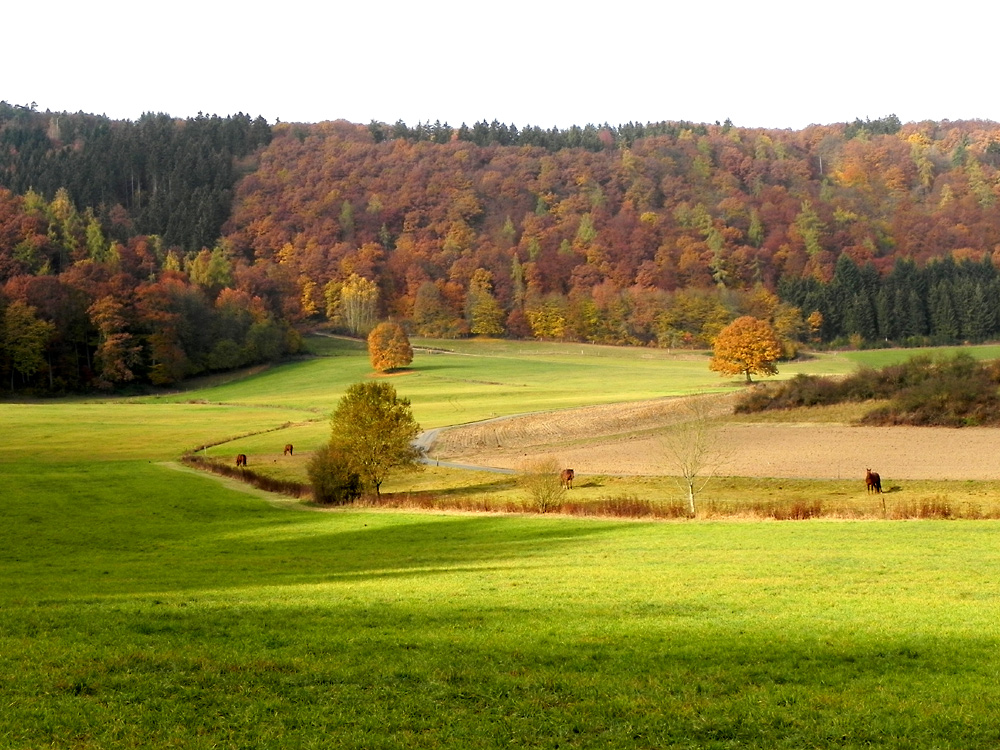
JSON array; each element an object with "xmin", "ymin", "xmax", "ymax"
[{"xmin": 6, "ymin": 0, "xmax": 998, "ymax": 130}]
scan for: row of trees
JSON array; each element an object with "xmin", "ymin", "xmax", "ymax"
[
  {"xmin": 7, "ymin": 104, "xmax": 1000, "ymax": 392},
  {"xmin": 367, "ymin": 118, "xmax": 712, "ymax": 151},
  {"xmin": 780, "ymin": 253, "xmax": 1000, "ymax": 346},
  {"xmin": 333, "ymin": 269, "xmax": 809, "ymax": 356},
  {"xmin": 0, "ymin": 103, "xmax": 271, "ymax": 253}
]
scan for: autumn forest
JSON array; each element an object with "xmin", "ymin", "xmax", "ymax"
[{"xmin": 4, "ymin": 101, "xmax": 1000, "ymax": 392}]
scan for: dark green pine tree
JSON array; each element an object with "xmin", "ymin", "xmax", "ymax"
[
  {"xmin": 875, "ymin": 287, "xmax": 893, "ymax": 342},
  {"xmin": 955, "ymin": 280, "xmax": 991, "ymax": 342},
  {"xmin": 928, "ymin": 282, "xmax": 958, "ymax": 343},
  {"xmin": 859, "ymin": 292, "xmax": 878, "ymax": 342}
]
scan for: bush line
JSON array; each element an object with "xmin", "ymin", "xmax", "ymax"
[
  {"xmin": 737, "ymin": 353, "xmax": 1000, "ymax": 427},
  {"xmin": 181, "ymin": 455, "xmax": 310, "ymax": 499}
]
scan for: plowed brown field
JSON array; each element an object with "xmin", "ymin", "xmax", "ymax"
[{"xmin": 427, "ymin": 395, "xmax": 1000, "ymax": 480}]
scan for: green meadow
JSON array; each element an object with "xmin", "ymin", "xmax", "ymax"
[{"xmin": 5, "ymin": 338, "xmax": 1000, "ymax": 748}]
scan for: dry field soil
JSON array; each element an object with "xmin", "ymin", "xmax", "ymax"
[{"xmin": 426, "ymin": 395, "xmax": 1000, "ymax": 481}]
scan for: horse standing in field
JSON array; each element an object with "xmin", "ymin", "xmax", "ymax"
[
  {"xmin": 284, "ymin": 444, "xmax": 294, "ymax": 456},
  {"xmin": 865, "ymin": 468, "xmax": 882, "ymax": 494},
  {"xmin": 560, "ymin": 468, "xmax": 575, "ymax": 489},
  {"xmin": 236, "ymin": 454, "xmax": 247, "ymax": 467}
]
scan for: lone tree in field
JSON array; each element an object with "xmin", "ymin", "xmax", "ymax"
[
  {"xmin": 328, "ymin": 381, "xmax": 422, "ymax": 495},
  {"xmin": 517, "ymin": 456, "xmax": 566, "ymax": 513},
  {"xmin": 367, "ymin": 321, "xmax": 413, "ymax": 372},
  {"xmin": 709, "ymin": 316, "xmax": 783, "ymax": 384},
  {"xmin": 660, "ymin": 397, "xmax": 730, "ymax": 516}
]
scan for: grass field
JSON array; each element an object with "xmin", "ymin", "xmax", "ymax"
[
  {"xmin": 840, "ymin": 343, "xmax": 1000, "ymax": 368},
  {"xmin": 5, "ymin": 338, "xmax": 1000, "ymax": 748},
  {"xmin": 154, "ymin": 335, "xmax": 860, "ymax": 429}
]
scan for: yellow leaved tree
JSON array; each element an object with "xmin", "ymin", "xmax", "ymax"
[
  {"xmin": 709, "ymin": 316, "xmax": 783, "ymax": 384},
  {"xmin": 367, "ymin": 321, "xmax": 413, "ymax": 373}
]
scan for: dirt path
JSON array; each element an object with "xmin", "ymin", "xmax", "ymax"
[{"xmin": 425, "ymin": 395, "xmax": 1000, "ymax": 481}]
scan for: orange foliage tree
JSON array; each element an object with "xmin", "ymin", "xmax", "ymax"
[
  {"xmin": 709, "ymin": 316, "xmax": 783, "ymax": 383},
  {"xmin": 367, "ymin": 320, "xmax": 413, "ymax": 372}
]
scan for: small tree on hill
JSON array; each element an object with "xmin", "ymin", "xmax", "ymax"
[
  {"xmin": 709, "ymin": 316, "xmax": 783, "ymax": 384},
  {"xmin": 329, "ymin": 381, "xmax": 422, "ymax": 495},
  {"xmin": 367, "ymin": 321, "xmax": 413, "ymax": 372}
]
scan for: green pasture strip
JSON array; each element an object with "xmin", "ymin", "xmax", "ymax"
[
  {"xmin": 206, "ymin": 420, "xmax": 331, "ymax": 473},
  {"xmin": 300, "ymin": 332, "xmax": 369, "ymax": 357},
  {"xmin": 1, "ymin": 402, "xmax": 314, "ymax": 463},
  {"xmin": 840, "ymin": 343, "xmax": 1000, "ymax": 368},
  {"xmin": 151, "ymin": 336, "xmax": 860, "ymax": 430},
  {"xmin": 146, "ymin": 338, "xmax": 1000, "ymax": 433},
  {"xmin": 141, "ymin": 357, "xmax": 368, "ymax": 413},
  {"xmin": 4, "ymin": 461, "xmax": 1000, "ymax": 748},
  {"xmin": 405, "ymin": 339, "xmax": 853, "ymax": 427}
]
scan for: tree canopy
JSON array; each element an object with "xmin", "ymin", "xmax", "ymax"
[
  {"xmin": 328, "ymin": 381, "xmax": 422, "ymax": 495},
  {"xmin": 709, "ymin": 316, "xmax": 784, "ymax": 383},
  {"xmin": 367, "ymin": 321, "xmax": 413, "ymax": 372},
  {"xmin": 8, "ymin": 105, "xmax": 1000, "ymax": 393}
]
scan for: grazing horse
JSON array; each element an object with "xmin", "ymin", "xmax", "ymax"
[
  {"xmin": 236, "ymin": 454, "xmax": 247, "ymax": 467},
  {"xmin": 560, "ymin": 468, "xmax": 575, "ymax": 489},
  {"xmin": 284, "ymin": 444, "xmax": 293, "ymax": 456},
  {"xmin": 865, "ymin": 468, "xmax": 882, "ymax": 494}
]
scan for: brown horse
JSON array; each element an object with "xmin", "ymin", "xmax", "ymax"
[
  {"xmin": 284, "ymin": 444, "xmax": 293, "ymax": 456},
  {"xmin": 560, "ymin": 468, "xmax": 575, "ymax": 489},
  {"xmin": 865, "ymin": 468, "xmax": 882, "ymax": 494},
  {"xmin": 236, "ymin": 454, "xmax": 247, "ymax": 467}
]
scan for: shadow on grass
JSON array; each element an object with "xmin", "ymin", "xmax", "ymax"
[
  {"xmin": 10, "ymin": 597, "xmax": 997, "ymax": 750},
  {"xmin": 153, "ymin": 515, "xmax": 624, "ymax": 595}
]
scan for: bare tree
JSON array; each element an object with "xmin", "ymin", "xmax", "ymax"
[
  {"xmin": 659, "ymin": 397, "xmax": 731, "ymax": 516},
  {"xmin": 517, "ymin": 456, "xmax": 567, "ymax": 513}
]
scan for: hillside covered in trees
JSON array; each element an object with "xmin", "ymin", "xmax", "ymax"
[{"xmin": 4, "ymin": 101, "xmax": 1000, "ymax": 392}]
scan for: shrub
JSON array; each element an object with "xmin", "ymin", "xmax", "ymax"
[
  {"xmin": 737, "ymin": 353, "xmax": 1000, "ymax": 427},
  {"xmin": 517, "ymin": 457, "xmax": 566, "ymax": 513},
  {"xmin": 307, "ymin": 444, "xmax": 363, "ymax": 505}
]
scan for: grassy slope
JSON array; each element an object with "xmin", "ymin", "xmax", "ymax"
[
  {"xmin": 4, "ymin": 466, "xmax": 1000, "ymax": 748},
  {"xmin": 5, "ymin": 339, "xmax": 1000, "ymax": 748},
  {"xmin": 156, "ymin": 335, "xmax": 860, "ymax": 427}
]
